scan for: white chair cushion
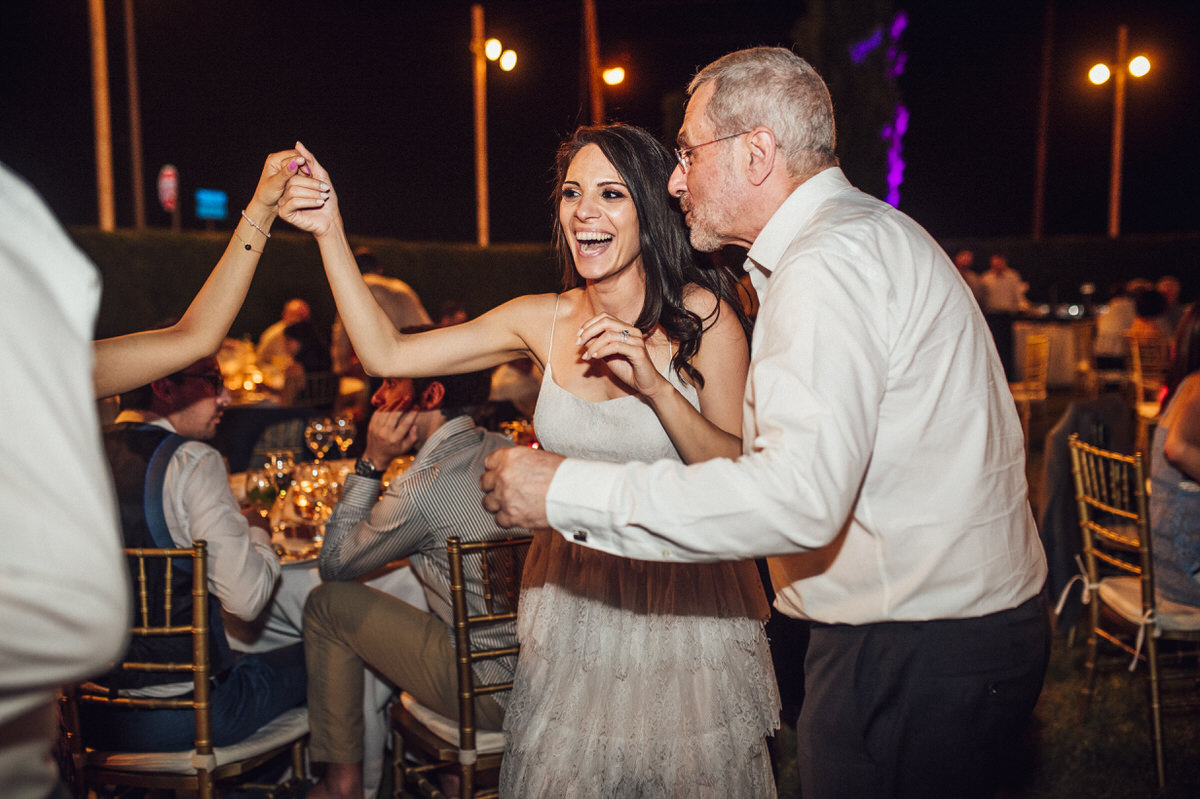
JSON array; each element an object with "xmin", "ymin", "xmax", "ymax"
[
  {"xmin": 399, "ymin": 692, "xmax": 505, "ymax": 754},
  {"xmin": 87, "ymin": 706, "xmax": 308, "ymax": 775},
  {"xmin": 1097, "ymin": 577, "xmax": 1200, "ymax": 633}
]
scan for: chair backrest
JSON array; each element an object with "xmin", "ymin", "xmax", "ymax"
[
  {"xmin": 59, "ymin": 543, "xmax": 213, "ymax": 791},
  {"xmin": 447, "ymin": 535, "xmax": 531, "ymax": 757},
  {"xmin": 76, "ymin": 542, "xmax": 213, "ymax": 732},
  {"xmin": 287, "ymin": 370, "xmax": 339, "ymax": 409},
  {"xmin": 1130, "ymin": 338, "xmax": 1171, "ymax": 403},
  {"xmin": 1067, "ymin": 435, "xmax": 1153, "ymax": 611}
]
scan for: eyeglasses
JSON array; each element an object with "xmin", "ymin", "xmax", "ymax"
[
  {"xmin": 674, "ymin": 131, "xmax": 750, "ymax": 173},
  {"xmin": 176, "ymin": 372, "xmax": 225, "ymax": 393}
]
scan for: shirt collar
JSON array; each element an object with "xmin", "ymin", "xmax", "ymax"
[
  {"xmin": 743, "ymin": 167, "xmax": 853, "ymax": 300},
  {"xmin": 409, "ymin": 414, "xmax": 478, "ymax": 470}
]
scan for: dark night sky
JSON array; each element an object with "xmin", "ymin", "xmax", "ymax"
[{"xmin": 2, "ymin": 0, "xmax": 1198, "ymax": 243}]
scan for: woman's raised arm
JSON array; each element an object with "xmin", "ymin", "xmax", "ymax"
[
  {"xmin": 92, "ymin": 148, "xmax": 307, "ymax": 398},
  {"xmin": 278, "ymin": 142, "xmax": 551, "ymax": 379}
]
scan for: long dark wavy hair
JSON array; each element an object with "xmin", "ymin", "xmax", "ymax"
[
  {"xmin": 1163, "ymin": 303, "xmax": 1200, "ymax": 407},
  {"xmin": 550, "ymin": 124, "xmax": 750, "ymax": 387}
]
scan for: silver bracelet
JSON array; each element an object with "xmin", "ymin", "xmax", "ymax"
[{"xmin": 240, "ymin": 209, "xmax": 272, "ymax": 238}]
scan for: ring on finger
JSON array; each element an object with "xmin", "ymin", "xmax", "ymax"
[{"xmin": 620, "ymin": 329, "xmax": 630, "ymax": 343}]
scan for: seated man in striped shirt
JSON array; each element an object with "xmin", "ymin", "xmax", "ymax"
[{"xmin": 304, "ymin": 360, "xmax": 529, "ymax": 799}]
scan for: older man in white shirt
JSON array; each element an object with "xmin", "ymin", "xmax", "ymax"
[{"xmin": 482, "ymin": 47, "xmax": 1049, "ymax": 799}]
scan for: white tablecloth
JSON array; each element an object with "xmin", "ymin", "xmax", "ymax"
[{"xmin": 1013, "ymin": 321, "xmax": 1082, "ymax": 388}]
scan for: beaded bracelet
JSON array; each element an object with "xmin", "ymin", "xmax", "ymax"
[{"xmin": 240, "ymin": 209, "xmax": 272, "ymax": 239}]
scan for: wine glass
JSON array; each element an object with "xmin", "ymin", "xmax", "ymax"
[
  {"xmin": 264, "ymin": 450, "xmax": 295, "ymax": 493},
  {"xmin": 243, "ymin": 469, "xmax": 278, "ymax": 519},
  {"xmin": 304, "ymin": 417, "xmax": 334, "ymax": 461},
  {"xmin": 332, "ymin": 415, "xmax": 357, "ymax": 458}
]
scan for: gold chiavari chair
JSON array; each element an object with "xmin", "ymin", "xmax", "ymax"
[
  {"xmin": 391, "ymin": 535, "xmax": 531, "ymax": 799},
  {"xmin": 1068, "ymin": 436, "xmax": 1200, "ymax": 789},
  {"xmin": 60, "ymin": 542, "xmax": 309, "ymax": 799}
]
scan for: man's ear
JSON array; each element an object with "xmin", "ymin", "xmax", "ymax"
[
  {"xmin": 745, "ymin": 127, "xmax": 777, "ymax": 187},
  {"xmin": 150, "ymin": 378, "xmax": 175, "ymax": 405},
  {"xmin": 418, "ymin": 381, "xmax": 445, "ymax": 410}
]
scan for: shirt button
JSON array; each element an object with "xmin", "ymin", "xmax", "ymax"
[
  {"xmin": 572, "ymin": 529, "xmax": 588, "ymax": 542},
  {"xmin": 661, "ymin": 549, "xmax": 673, "ymax": 558}
]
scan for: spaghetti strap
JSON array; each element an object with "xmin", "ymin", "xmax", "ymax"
[{"xmin": 546, "ymin": 294, "xmax": 562, "ymax": 363}]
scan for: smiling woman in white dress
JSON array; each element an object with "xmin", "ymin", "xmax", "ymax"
[{"xmin": 280, "ymin": 126, "xmax": 779, "ymax": 799}]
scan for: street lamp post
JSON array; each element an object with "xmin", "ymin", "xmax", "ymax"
[
  {"xmin": 87, "ymin": 0, "xmax": 116, "ymax": 232},
  {"xmin": 1090, "ymin": 25, "xmax": 1150, "ymax": 239},
  {"xmin": 470, "ymin": 4, "xmax": 516, "ymax": 247},
  {"xmin": 124, "ymin": 0, "xmax": 146, "ymax": 230}
]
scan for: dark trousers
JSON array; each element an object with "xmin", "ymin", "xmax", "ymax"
[
  {"xmin": 796, "ymin": 594, "xmax": 1049, "ymax": 799},
  {"xmin": 82, "ymin": 643, "xmax": 307, "ymax": 752}
]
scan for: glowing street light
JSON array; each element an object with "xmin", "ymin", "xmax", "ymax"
[
  {"xmin": 471, "ymin": 5, "xmax": 517, "ymax": 246},
  {"xmin": 1090, "ymin": 25, "xmax": 1150, "ymax": 238},
  {"xmin": 602, "ymin": 67, "xmax": 625, "ymax": 86}
]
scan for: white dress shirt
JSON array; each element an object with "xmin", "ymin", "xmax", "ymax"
[
  {"xmin": 546, "ymin": 168, "xmax": 1047, "ymax": 625},
  {"xmin": 113, "ymin": 412, "xmax": 280, "ymax": 622},
  {"xmin": 1, "ymin": 162, "xmax": 129, "ymax": 796},
  {"xmin": 981, "ymin": 268, "xmax": 1028, "ymax": 313}
]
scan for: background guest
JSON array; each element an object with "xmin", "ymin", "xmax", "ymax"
[
  {"xmin": 981, "ymin": 253, "xmax": 1029, "ymax": 314},
  {"xmin": 86, "ymin": 357, "xmax": 305, "ymax": 752},
  {"xmin": 437, "ymin": 298, "xmax": 469, "ymax": 327},
  {"xmin": 1157, "ymin": 275, "xmax": 1185, "ymax": 339},
  {"xmin": 330, "ymin": 246, "xmax": 431, "ymax": 381},
  {"xmin": 954, "ymin": 248, "xmax": 985, "ymax": 306},
  {"xmin": 280, "ymin": 320, "xmax": 334, "ymax": 408},
  {"xmin": 981, "ymin": 253, "xmax": 1027, "ymax": 379},
  {"xmin": 258, "ymin": 297, "xmax": 313, "ymax": 369},
  {"xmin": 1128, "ymin": 289, "xmax": 1169, "ymax": 349},
  {"xmin": 1095, "ymin": 280, "xmax": 1141, "ymax": 370},
  {"xmin": 1150, "ymin": 305, "xmax": 1200, "ymax": 608},
  {"xmin": 303, "ymin": 364, "xmax": 521, "ymax": 799}
]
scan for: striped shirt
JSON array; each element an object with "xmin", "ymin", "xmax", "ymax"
[{"xmin": 319, "ymin": 415, "xmax": 528, "ymax": 701}]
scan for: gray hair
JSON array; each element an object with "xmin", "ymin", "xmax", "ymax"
[{"xmin": 688, "ymin": 47, "xmax": 837, "ymax": 181}]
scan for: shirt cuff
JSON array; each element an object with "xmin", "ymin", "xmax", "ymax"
[
  {"xmin": 546, "ymin": 459, "xmax": 694, "ymax": 562},
  {"xmin": 546, "ymin": 459, "xmax": 623, "ymax": 547}
]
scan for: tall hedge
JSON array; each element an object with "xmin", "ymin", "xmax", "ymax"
[
  {"xmin": 69, "ymin": 228, "xmax": 559, "ymax": 340},
  {"xmin": 68, "ymin": 227, "xmax": 1199, "ymax": 342}
]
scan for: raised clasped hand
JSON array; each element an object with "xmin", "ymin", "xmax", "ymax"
[
  {"xmin": 276, "ymin": 140, "xmax": 338, "ymax": 237},
  {"xmin": 576, "ymin": 313, "xmax": 667, "ymax": 399},
  {"xmin": 250, "ymin": 146, "xmax": 313, "ymax": 213}
]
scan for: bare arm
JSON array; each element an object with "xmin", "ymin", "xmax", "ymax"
[
  {"xmin": 278, "ymin": 141, "xmax": 549, "ymax": 377},
  {"xmin": 577, "ymin": 289, "xmax": 747, "ymax": 463},
  {"xmin": 93, "ymin": 148, "xmax": 307, "ymax": 398},
  {"xmin": 1164, "ymin": 379, "xmax": 1200, "ymax": 482}
]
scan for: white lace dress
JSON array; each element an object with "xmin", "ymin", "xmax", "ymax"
[{"xmin": 499, "ymin": 319, "xmax": 780, "ymax": 798}]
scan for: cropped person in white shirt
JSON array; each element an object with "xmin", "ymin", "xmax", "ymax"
[{"xmin": 481, "ymin": 47, "xmax": 1050, "ymax": 798}]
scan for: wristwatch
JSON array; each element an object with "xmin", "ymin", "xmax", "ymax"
[{"xmin": 354, "ymin": 456, "xmax": 386, "ymax": 480}]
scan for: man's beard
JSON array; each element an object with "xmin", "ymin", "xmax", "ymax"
[{"xmin": 682, "ymin": 170, "xmax": 742, "ymax": 253}]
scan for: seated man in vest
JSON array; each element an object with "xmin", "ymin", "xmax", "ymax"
[
  {"xmin": 304, "ymin": 360, "xmax": 529, "ymax": 799},
  {"xmin": 85, "ymin": 356, "xmax": 306, "ymax": 751}
]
